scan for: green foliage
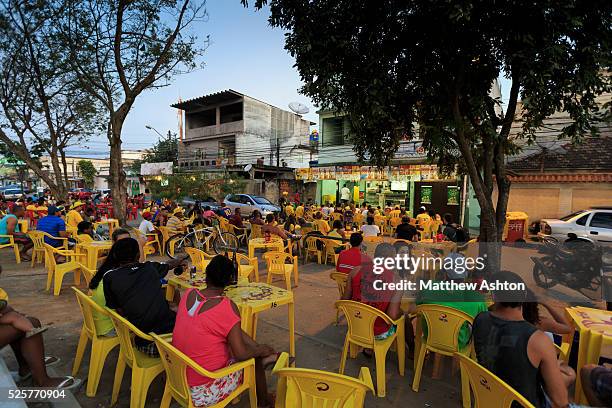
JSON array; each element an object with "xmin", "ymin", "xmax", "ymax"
[
  {"xmin": 244, "ymin": 0, "xmax": 611, "ymax": 246},
  {"xmin": 130, "ymin": 132, "xmax": 179, "ymax": 174},
  {"xmin": 147, "ymin": 172, "xmax": 246, "ymax": 201},
  {"xmin": 77, "ymin": 160, "xmax": 97, "ymax": 188}
]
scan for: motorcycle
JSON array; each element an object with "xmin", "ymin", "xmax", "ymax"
[{"xmin": 532, "ymin": 235, "xmax": 602, "ymax": 291}]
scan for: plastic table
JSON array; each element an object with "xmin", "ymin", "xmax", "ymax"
[
  {"xmin": 566, "ymin": 306, "xmax": 612, "ymax": 404},
  {"xmin": 78, "ymin": 241, "xmax": 113, "ymax": 270},
  {"xmin": 166, "ymin": 279, "xmax": 295, "ymax": 359},
  {"xmin": 248, "ymin": 237, "xmax": 285, "ymax": 258}
]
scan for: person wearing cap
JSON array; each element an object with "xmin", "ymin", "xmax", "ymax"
[
  {"xmin": 66, "ymin": 201, "xmax": 84, "ymax": 229},
  {"xmin": 414, "ymin": 252, "xmax": 487, "ymax": 350},
  {"xmin": 139, "ymin": 211, "xmax": 156, "ymax": 237},
  {"xmin": 36, "ymin": 206, "xmax": 69, "ymax": 247},
  {"xmin": 166, "ymin": 207, "xmax": 185, "ymax": 236},
  {"xmin": 415, "ymin": 206, "xmax": 430, "ymax": 229}
]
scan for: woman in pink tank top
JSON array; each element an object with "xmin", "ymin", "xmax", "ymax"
[{"xmin": 173, "ymin": 255, "xmax": 278, "ymax": 407}]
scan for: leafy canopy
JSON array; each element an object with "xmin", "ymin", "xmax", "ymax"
[{"xmin": 243, "ymin": 0, "xmax": 611, "ymax": 166}]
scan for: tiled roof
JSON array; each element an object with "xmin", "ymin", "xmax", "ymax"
[
  {"xmin": 507, "ymin": 133, "xmax": 612, "ymax": 172},
  {"xmin": 508, "ymin": 173, "xmax": 612, "ymax": 183}
]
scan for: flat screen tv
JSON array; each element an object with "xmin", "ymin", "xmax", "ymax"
[{"xmin": 390, "ymin": 181, "xmax": 408, "ymax": 191}]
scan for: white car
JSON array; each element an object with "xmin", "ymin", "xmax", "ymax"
[
  {"xmin": 223, "ymin": 194, "xmax": 280, "ymax": 216},
  {"xmin": 538, "ymin": 207, "xmax": 612, "ymax": 244}
]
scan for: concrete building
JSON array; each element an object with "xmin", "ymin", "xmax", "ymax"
[
  {"xmin": 37, "ymin": 150, "xmax": 144, "ymax": 191},
  {"xmin": 171, "ymin": 90, "xmax": 315, "ymax": 170}
]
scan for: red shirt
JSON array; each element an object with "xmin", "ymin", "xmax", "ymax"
[
  {"xmin": 336, "ymin": 247, "xmax": 363, "ymax": 274},
  {"xmin": 350, "ymin": 267, "xmax": 394, "ymax": 335}
]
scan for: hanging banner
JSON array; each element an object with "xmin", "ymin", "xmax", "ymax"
[
  {"xmin": 420, "ymin": 185, "xmax": 433, "ymax": 204},
  {"xmin": 447, "ymin": 186, "xmax": 460, "ymax": 205},
  {"xmin": 294, "ymin": 164, "xmax": 453, "ymax": 182}
]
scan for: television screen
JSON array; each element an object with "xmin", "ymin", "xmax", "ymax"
[{"xmin": 390, "ymin": 181, "xmax": 408, "ymax": 191}]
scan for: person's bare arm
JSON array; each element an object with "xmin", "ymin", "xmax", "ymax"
[
  {"xmin": 538, "ymin": 301, "xmax": 571, "ymax": 335},
  {"xmin": 274, "ymin": 226, "xmax": 288, "ymax": 240},
  {"xmin": 58, "ymin": 231, "xmax": 69, "ymax": 238},
  {"xmin": 5, "ymin": 217, "xmax": 16, "ymax": 235},
  {"xmin": 341, "ymin": 270, "xmax": 356, "ymax": 300},
  {"xmin": 227, "ymin": 302, "xmax": 274, "ymax": 360},
  {"xmin": 529, "ymin": 331, "xmax": 569, "ymax": 408}
]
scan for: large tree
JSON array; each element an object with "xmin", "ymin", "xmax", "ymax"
[
  {"xmin": 55, "ymin": 0, "xmax": 207, "ymax": 223},
  {"xmin": 244, "ymin": 0, "xmax": 611, "ymax": 271},
  {"xmin": 0, "ymin": 0, "xmax": 103, "ymax": 201}
]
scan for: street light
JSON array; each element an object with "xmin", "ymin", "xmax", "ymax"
[{"xmin": 144, "ymin": 125, "xmax": 164, "ymax": 138}]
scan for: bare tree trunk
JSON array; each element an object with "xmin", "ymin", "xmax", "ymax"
[
  {"xmin": 60, "ymin": 150, "xmax": 70, "ymax": 190},
  {"xmin": 109, "ymin": 122, "xmax": 127, "ymax": 225}
]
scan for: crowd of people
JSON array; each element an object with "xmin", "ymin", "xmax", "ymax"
[{"xmin": 1, "ymin": 190, "xmax": 610, "ymax": 407}]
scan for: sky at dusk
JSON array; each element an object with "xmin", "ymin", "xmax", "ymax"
[{"xmin": 67, "ymin": 0, "xmax": 512, "ymax": 157}]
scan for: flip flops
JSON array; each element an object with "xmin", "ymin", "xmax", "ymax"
[
  {"xmin": 11, "ymin": 355, "xmax": 61, "ymax": 382},
  {"xmin": 55, "ymin": 376, "xmax": 82, "ymax": 391},
  {"xmin": 25, "ymin": 325, "xmax": 49, "ymax": 339}
]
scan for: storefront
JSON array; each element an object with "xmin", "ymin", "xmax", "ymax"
[{"xmin": 295, "ymin": 165, "xmax": 463, "ymax": 219}]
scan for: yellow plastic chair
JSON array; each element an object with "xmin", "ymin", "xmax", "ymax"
[
  {"xmin": 0, "ymin": 234, "xmax": 20, "ymax": 264},
  {"xmin": 362, "ymin": 236, "xmax": 383, "ymax": 244},
  {"xmin": 72, "ymin": 288, "xmax": 120, "ymax": 397},
  {"xmin": 0, "ymin": 287, "xmax": 8, "ymax": 301},
  {"xmin": 250, "ymin": 223, "xmax": 263, "ymax": 239},
  {"xmin": 66, "ymin": 225, "xmax": 78, "ymax": 238},
  {"xmin": 28, "ymin": 231, "xmax": 68, "ymax": 267},
  {"xmin": 106, "ymin": 308, "xmax": 165, "ymax": 408},
  {"xmin": 353, "ymin": 213, "xmax": 364, "ymax": 226},
  {"xmin": 227, "ymin": 223, "xmax": 248, "ymax": 244},
  {"xmin": 331, "ymin": 212, "xmax": 343, "ymax": 222},
  {"xmin": 330, "ymin": 272, "xmax": 348, "ymax": 325},
  {"xmin": 228, "ymin": 251, "xmax": 259, "ymax": 282},
  {"xmin": 263, "ymin": 251, "xmax": 298, "ymax": 290},
  {"xmin": 157, "ymin": 226, "xmax": 172, "ymax": 255},
  {"xmin": 184, "ymin": 247, "xmax": 212, "ymax": 273},
  {"xmin": 304, "ymin": 236, "xmax": 322, "ymax": 264},
  {"xmin": 273, "ymin": 351, "xmax": 374, "ymax": 408},
  {"xmin": 335, "ymin": 300, "xmax": 405, "ymax": 397},
  {"xmin": 43, "ymin": 244, "xmax": 89, "ymax": 296},
  {"xmin": 411, "ymin": 304, "xmax": 474, "ymax": 407},
  {"xmin": 322, "ymin": 238, "xmax": 345, "ymax": 265},
  {"xmin": 150, "ymin": 333, "xmax": 257, "ymax": 408},
  {"xmin": 455, "ymin": 353, "xmax": 535, "ymax": 408}
]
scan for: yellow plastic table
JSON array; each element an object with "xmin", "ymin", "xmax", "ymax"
[
  {"xmin": 248, "ymin": 237, "xmax": 285, "ymax": 258},
  {"xmin": 566, "ymin": 306, "xmax": 612, "ymax": 404},
  {"xmin": 78, "ymin": 241, "xmax": 113, "ymax": 270},
  {"xmin": 95, "ymin": 219, "xmax": 120, "ymax": 236},
  {"xmin": 166, "ymin": 280, "xmax": 295, "ymax": 359}
]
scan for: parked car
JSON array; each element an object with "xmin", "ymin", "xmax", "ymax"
[
  {"xmin": 180, "ymin": 196, "xmax": 221, "ymax": 211},
  {"xmin": 538, "ymin": 207, "xmax": 612, "ymax": 244},
  {"xmin": 3, "ymin": 188, "xmax": 25, "ymax": 200},
  {"xmin": 223, "ymin": 194, "xmax": 280, "ymax": 216}
]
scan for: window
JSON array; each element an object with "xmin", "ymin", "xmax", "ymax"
[
  {"xmin": 590, "ymin": 213, "xmax": 612, "ymax": 229},
  {"xmin": 227, "ymin": 195, "xmax": 238, "ymax": 203},
  {"xmin": 241, "ymin": 196, "xmax": 254, "ymax": 205},
  {"xmin": 253, "ymin": 196, "xmax": 273, "ymax": 205},
  {"xmin": 575, "ymin": 214, "xmax": 589, "ymax": 226},
  {"xmin": 560, "ymin": 210, "xmax": 586, "ymax": 221}
]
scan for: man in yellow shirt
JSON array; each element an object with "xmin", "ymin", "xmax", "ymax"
[
  {"xmin": 295, "ymin": 203, "xmax": 304, "ymax": 218},
  {"xmin": 416, "ymin": 206, "xmax": 431, "ymax": 228},
  {"xmin": 285, "ymin": 204, "xmax": 294, "ymax": 217},
  {"xmin": 313, "ymin": 212, "xmax": 331, "ymax": 234},
  {"xmin": 66, "ymin": 201, "xmax": 84, "ymax": 228},
  {"xmin": 166, "ymin": 208, "xmax": 186, "ymax": 236}
]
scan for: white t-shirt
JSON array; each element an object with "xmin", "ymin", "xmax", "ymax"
[
  {"xmin": 139, "ymin": 219, "xmax": 155, "ymax": 235},
  {"xmin": 360, "ymin": 224, "xmax": 380, "ymax": 237},
  {"xmin": 341, "ymin": 187, "xmax": 351, "ymax": 200},
  {"xmin": 361, "ymin": 209, "xmax": 369, "ymax": 218}
]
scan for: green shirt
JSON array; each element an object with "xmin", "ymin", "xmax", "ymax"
[
  {"xmin": 91, "ymin": 282, "xmax": 114, "ymax": 336},
  {"xmin": 416, "ymin": 288, "xmax": 488, "ymax": 349}
]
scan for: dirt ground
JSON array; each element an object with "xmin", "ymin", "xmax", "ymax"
[{"xmin": 0, "ymin": 251, "xmax": 469, "ymax": 408}]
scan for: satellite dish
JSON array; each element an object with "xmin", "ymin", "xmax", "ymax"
[
  {"xmin": 288, "ymin": 102, "xmax": 309, "ymax": 115},
  {"xmin": 243, "ymin": 164, "xmax": 253, "ymax": 172}
]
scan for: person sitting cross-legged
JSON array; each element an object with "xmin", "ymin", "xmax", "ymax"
[{"xmin": 172, "ymin": 255, "xmax": 281, "ymax": 407}]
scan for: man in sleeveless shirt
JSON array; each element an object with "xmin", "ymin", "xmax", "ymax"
[{"xmin": 472, "ymin": 271, "xmax": 572, "ymax": 408}]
